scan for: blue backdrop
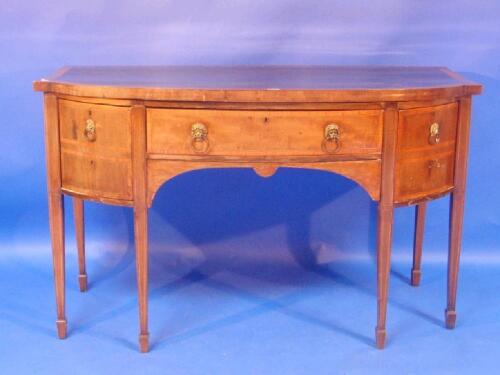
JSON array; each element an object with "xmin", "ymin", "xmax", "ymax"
[
  {"xmin": 1, "ymin": 0, "xmax": 498, "ymax": 261},
  {"xmin": 0, "ymin": 1, "xmax": 499, "ymax": 373}
]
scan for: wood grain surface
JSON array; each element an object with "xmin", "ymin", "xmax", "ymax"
[
  {"xmin": 33, "ymin": 66, "xmax": 482, "ymax": 102},
  {"xmin": 147, "ymin": 108, "xmax": 383, "ymax": 157},
  {"xmin": 34, "ymin": 65, "xmax": 482, "ymax": 352}
]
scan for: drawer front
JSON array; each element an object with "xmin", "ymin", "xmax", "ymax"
[
  {"xmin": 147, "ymin": 109, "xmax": 383, "ymax": 157},
  {"xmin": 397, "ymin": 102, "xmax": 458, "ymax": 152},
  {"xmin": 395, "ymin": 103, "xmax": 458, "ymax": 203},
  {"xmin": 58, "ymin": 99, "xmax": 133, "ymax": 200},
  {"xmin": 395, "ymin": 152, "xmax": 455, "ymax": 203}
]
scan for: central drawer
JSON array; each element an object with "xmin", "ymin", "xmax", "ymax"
[{"xmin": 146, "ymin": 108, "xmax": 383, "ymax": 158}]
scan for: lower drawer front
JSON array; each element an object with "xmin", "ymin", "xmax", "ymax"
[
  {"xmin": 394, "ymin": 152, "xmax": 455, "ymax": 203},
  {"xmin": 61, "ymin": 152, "xmax": 132, "ymax": 200},
  {"xmin": 147, "ymin": 108, "xmax": 383, "ymax": 157},
  {"xmin": 58, "ymin": 99, "xmax": 133, "ymax": 200}
]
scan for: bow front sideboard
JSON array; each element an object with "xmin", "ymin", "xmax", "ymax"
[{"xmin": 33, "ymin": 66, "xmax": 482, "ymax": 352}]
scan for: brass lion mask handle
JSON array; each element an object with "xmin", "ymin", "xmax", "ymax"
[
  {"xmin": 84, "ymin": 118, "xmax": 96, "ymax": 142},
  {"xmin": 429, "ymin": 122, "xmax": 440, "ymax": 145},
  {"xmin": 322, "ymin": 123, "xmax": 340, "ymax": 154},
  {"xmin": 191, "ymin": 122, "xmax": 210, "ymax": 154}
]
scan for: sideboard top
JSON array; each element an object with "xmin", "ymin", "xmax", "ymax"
[{"xmin": 33, "ymin": 66, "xmax": 482, "ymax": 103}]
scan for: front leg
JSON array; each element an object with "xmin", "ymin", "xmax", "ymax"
[
  {"xmin": 446, "ymin": 97, "xmax": 472, "ymax": 329},
  {"xmin": 375, "ymin": 102, "xmax": 398, "ymax": 348},
  {"xmin": 134, "ymin": 205, "xmax": 149, "ymax": 352},
  {"xmin": 446, "ymin": 192, "xmax": 464, "ymax": 328},
  {"xmin": 44, "ymin": 93, "xmax": 67, "ymax": 339},
  {"xmin": 375, "ymin": 203, "xmax": 394, "ymax": 348},
  {"xmin": 49, "ymin": 192, "xmax": 67, "ymax": 338},
  {"xmin": 131, "ymin": 104, "xmax": 149, "ymax": 352}
]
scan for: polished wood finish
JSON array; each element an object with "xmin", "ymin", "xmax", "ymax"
[
  {"xmin": 395, "ymin": 153, "xmax": 455, "ymax": 204},
  {"xmin": 62, "ymin": 187, "xmax": 134, "ymax": 207},
  {"xmin": 394, "ymin": 103, "xmax": 458, "ymax": 204},
  {"xmin": 58, "ymin": 99, "xmax": 133, "ymax": 202},
  {"xmin": 253, "ymin": 165, "xmax": 278, "ymax": 178},
  {"xmin": 73, "ymin": 197, "xmax": 87, "ymax": 292},
  {"xmin": 44, "ymin": 93, "xmax": 67, "ymax": 339},
  {"xmin": 34, "ymin": 66, "xmax": 482, "ymax": 352},
  {"xmin": 446, "ymin": 97, "xmax": 472, "ymax": 329},
  {"xmin": 34, "ymin": 66, "xmax": 481, "ymax": 102},
  {"xmin": 147, "ymin": 108, "xmax": 383, "ymax": 157},
  {"xmin": 131, "ymin": 105, "xmax": 149, "ymax": 353},
  {"xmin": 412, "ymin": 202, "xmax": 427, "ymax": 286},
  {"xmin": 147, "ymin": 159, "xmax": 382, "ymax": 205},
  {"xmin": 397, "ymin": 103, "xmax": 458, "ymax": 150},
  {"xmin": 375, "ymin": 103, "xmax": 398, "ymax": 349}
]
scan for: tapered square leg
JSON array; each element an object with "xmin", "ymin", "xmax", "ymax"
[
  {"xmin": 134, "ymin": 205, "xmax": 149, "ymax": 353},
  {"xmin": 44, "ymin": 93, "xmax": 68, "ymax": 340},
  {"xmin": 131, "ymin": 104, "xmax": 149, "ymax": 353},
  {"xmin": 49, "ymin": 192, "xmax": 67, "ymax": 339},
  {"xmin": 446, "ymin": 97, "xmax": 472, "ymax": 330},
  {"xmin": 411, "ymin": 202, "xmax": 427, "ymax": 287},
  {"xmin": 446, "ymin": 191, "xmax": 465, "ymax": 330},
  {"xmin": 374, "ymin": 103, "xmax": 397, "ymax": 349},
  {"xmin": 73, "ymin": 197, "xmax": 88, "ymax": 292},
  {"xmin": 375, "ymin": 204, "xmax": 394, "ymax": 349}
]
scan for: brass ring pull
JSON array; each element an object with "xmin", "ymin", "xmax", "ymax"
[
  {"xmin": 322, "ymin": 123, "xmax": 340, "ymax": 154},
  {"xmin": 429, "ymin": 122, "xmax": 440, "ymax": 145},
  {"xmin": 191, "ymin": 122, "xmax": 210, "ymax": 154},
  {"xmin": 84, "ymin": 118, "xmax": 96, "ymax": 142}
]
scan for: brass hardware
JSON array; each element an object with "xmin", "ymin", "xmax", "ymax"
[
  {"xmin": 429, "ymin": 122, "xmax": 440, "ymax": 145},
  {"xmin": 428, "ymin": 159, "xmax": 441, "ymax": 170},
  {"xmin": 84, "ymin": 118, "xmax": 96, "ymax": 142},
  {"xmin": 191, "ymin": 122, "xmax": 209, "ymax": 154},
  {"xmin": 322, "ymin": 123, "xmax": 340, "ymax": 154}
]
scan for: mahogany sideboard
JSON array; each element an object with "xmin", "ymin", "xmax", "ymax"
[{"xmin": 34, "ymin": 66, "xmax": 482, "ymax": 352}]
